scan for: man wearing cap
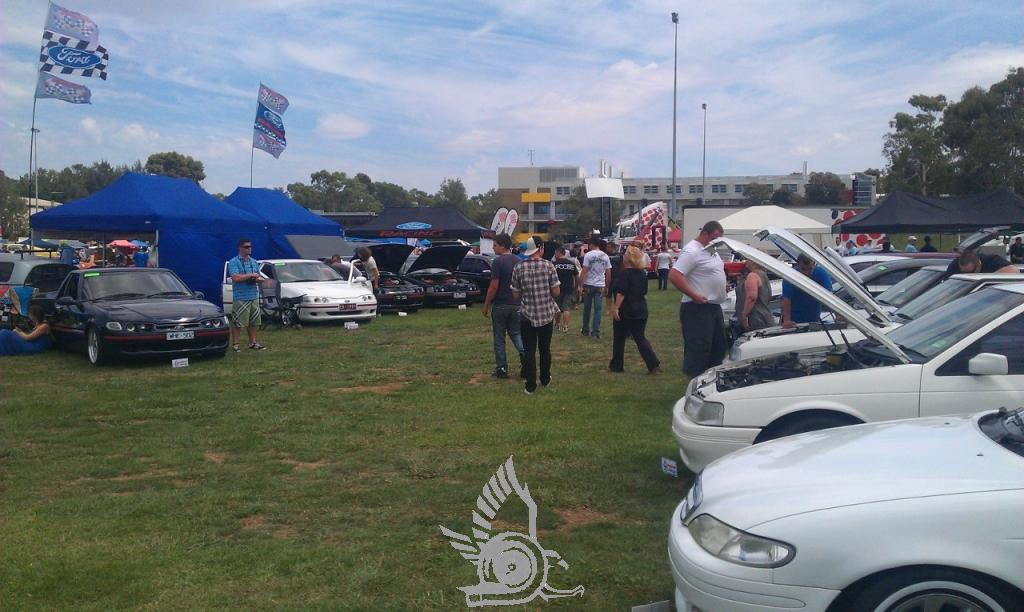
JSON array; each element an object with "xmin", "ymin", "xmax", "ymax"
[
  {"xmin": 905, "ymin": 236, "xmax": 918, "ymax": 252},
  {"xmin": 669, "ymin": 221, "xmax": 727, "ymax": 378},
  {"xmin": 511, "ymin": 236, "xmax": 561, "ymax": 394}
]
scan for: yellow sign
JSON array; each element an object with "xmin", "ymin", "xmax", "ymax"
[{"xmin": 520, "ymin": 192, "xmax": 551, "ymax": 203}]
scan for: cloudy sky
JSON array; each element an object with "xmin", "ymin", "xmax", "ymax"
[{"xmin": 1, "ymin": 0, "xmax": 1022, "ymax": 197}]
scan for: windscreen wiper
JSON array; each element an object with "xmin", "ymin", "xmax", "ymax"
[
  {"xmin": 146, "ymin": 291, "xmax": 190, "ymax": 298},
  {"xmin": 93, "ymin": 292, "xmax": 144, "ymax": 301}
]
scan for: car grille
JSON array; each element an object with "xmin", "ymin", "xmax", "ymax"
[{"xmin": 154, "ymin": 321, "xmax": 202, "ymax": 331}]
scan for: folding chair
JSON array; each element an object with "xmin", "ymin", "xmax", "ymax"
[{"xmin": 260, "ymin": 278, "xmax": 304, "ymax": 329}]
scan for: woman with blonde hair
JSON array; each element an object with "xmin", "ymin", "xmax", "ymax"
[{"xmin": 609, "ymin": 245, "xmax": 660, "ymax": 373}]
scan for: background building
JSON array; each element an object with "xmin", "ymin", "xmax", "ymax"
[{"xmin": 497, "ymin": 163, "xmax": 877, "ymax": 234}]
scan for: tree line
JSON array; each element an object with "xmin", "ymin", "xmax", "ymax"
[{"xmin": 1, "ymin": 67, "xmax": 1020, "ymax": 239}]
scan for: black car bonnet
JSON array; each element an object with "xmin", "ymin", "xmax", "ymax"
[
  {"xmin": 367, "ymin": 244, "xmax": 415, "ymax": 274},
  {"xmin": 406, "ymin": 245, "xmax": 471, "ymax": 273}
]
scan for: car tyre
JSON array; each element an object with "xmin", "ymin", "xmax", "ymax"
[
  {"xmin": 87, "ymin": 326, "xmax": 108, "ymax": 366},
  {"xmin": 849, "ymin": 568, "xmax": 1022, "ymax": 612},
  {"xmin": 758, "ymin": 412, "xmax": 860, "ymax": 442}
]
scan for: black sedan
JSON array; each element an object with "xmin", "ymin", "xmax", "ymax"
[
  {"xmin": 47, "ymin": 268, "xmax": 229, "ymax": 365},
  {"xmin": 360, "ymin": 244, "xmax": 425, "ymax": 312},
  {"xmin": 456, "ymin": 253, "xmax": 496, "ymax": 292},
  {"xmin": 368, "ymin": 244, "xmax": 481, "ymax": 307}
]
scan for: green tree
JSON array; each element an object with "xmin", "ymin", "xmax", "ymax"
[
  {"xmin": 882, "ymin": 94, "xmax": 950, "ymax": 195},
  {"xmin": 555, "ymin": 186, "xmax": 600, "ymax": 238},
  {"xmin": 373, "ymin": 182, "xmax": 412, "ymax": 208},
  {"xmin": 16, "ymin": 160, "xmax": 141, "ymax": 202},
  {"xmin": 942, "ymin": 67, "xmax": 1024, "ymax": 194},
  {"xmin": 408, "ymin": 188, "xmax": 435, "ymax": 208},
  {"xmin": 145, "ymin": 152, "xmax": 206, "ymax": 183},
  {"xmin": 433, "ymin": 178, "xmax": 472, "ymax": 216},
  {"xmin": 742, "ymin": 183, "xmax": 773, "ymax": 205},
  {"xmin": 287, "ymin": 170, "xmax": 382, "ymax": 213},
  {"xmin": 804, "ymin": 172, "xmax": 845, "ymax": 206},
  {"xmin": 0, "ymin": 171, "xmax": 28, "ymax": 239},
  {"xmin": 470, "ymin": 188, "xmax": 504, "ymax": 226}
]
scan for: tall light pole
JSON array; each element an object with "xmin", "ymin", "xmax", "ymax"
[
  {"xmin": 701, "ymin": 103, "xmax": 707, "ymax": 205},
  {"xmin": 670, "ymin": 12, "xmax": 679, "ymax": 218}
]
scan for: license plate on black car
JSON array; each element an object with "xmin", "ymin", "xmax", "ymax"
[
  {"xmin": 396, "ymin": 295, "xmax": 407, "ymax": 300},
  {"xmin": 454, "ymin": 292, "xmax": 466, "ymax": 299},
  {"xmin": 166, "ymin": 331, "xmax": 194, "ymax": 340}
]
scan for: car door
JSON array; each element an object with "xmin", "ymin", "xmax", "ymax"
[
  {"xmin": 919, "ymin": 310, "xmax": 1024, "ymax": 416},
  {"xmin": 53, "ymin": 273, "xmax": 88, "ymax": 349},
  {"xmin": 222, "ymin": 261, "xmax": 233, "ymax": 313}
]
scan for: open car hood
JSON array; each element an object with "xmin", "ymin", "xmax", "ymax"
[
  {"xmin": 713, "ymin": 237, "xmax": 910, "ymax": 363},
  {"xmin": 367, "ymin": 244, "xmax": 415, "ymax": 274},
  {"xmin": 406, "ymin": 245, "xmax": 471, "ymax": 273},
  {"xmin": 754, "ymin": 226, "xmax": 893, "ymax": 325},
  {"xmin": 959, "ymin": 226, "xmax": 1009, "ymax": 251}
]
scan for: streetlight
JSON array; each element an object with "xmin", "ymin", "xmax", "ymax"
[
  {"xmin": 701, "ymin": 103, "xmax": 707, "ymax": 205},
  {"xmin": 670, "ymin": 12, "xmax": 679, "ymax": 218}
]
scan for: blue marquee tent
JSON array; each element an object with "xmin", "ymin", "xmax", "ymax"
[
  {"xmin": 31, "ymin": 173, "xmax": 269, "ymax": 304},
  {"xmin": 223, "ymin": 187, "xmax": 343, "ymax": 258}
]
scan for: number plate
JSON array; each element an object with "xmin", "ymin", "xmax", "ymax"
[
  {"xmin": 166, "ymin": 331, "xmax": 194, "ymax": 340},
  {"xmin": 339, "ymin": 304, "xmax": 356, "ymax": 311},
  {"xmin": 395, "ymin": 295, "xmax": 407, "ymax": 300},
  {"xmin": 453, "ymin": 292, "xmax": 466, "ymax": 299}
]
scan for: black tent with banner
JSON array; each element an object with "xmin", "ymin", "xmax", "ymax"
[
  {"xmin": 835, "ymin": 188, "xmax": 1024, "ymax": 234},
  {"xmin": 344, "ymin": 207, "xmax": 492, "ymax": 241}
]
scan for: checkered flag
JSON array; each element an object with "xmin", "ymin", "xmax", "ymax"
[
  {"xmin": 39, "ymin": 30, "xmax": 108, "ymax": 80},
  {"xmin": 35, "ymin": 71, "xmax": 91, "ymax": 104}
]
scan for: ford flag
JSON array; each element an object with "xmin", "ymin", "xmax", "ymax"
[
  {"xmin": 252, "ymin": 84, "xmax": 289, "ymax": 158},
  {"xmin": 45, "ymin": 2, "xmax": 99, "ymax": 43},
  {"xmin": 35, "ymin": 71, "xmax": 91, "ymax": 104},
  {"xmin": 39, "ymin": 30, "xmax": 108, "ymax": 80}
]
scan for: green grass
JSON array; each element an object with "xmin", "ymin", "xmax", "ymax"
[{"xmin": 0, "ymin": 286, "xmax": 694, "ymax": 610}]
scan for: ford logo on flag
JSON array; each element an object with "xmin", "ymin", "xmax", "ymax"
[
  {"xmin": 262, "ymin": 109, "xmax": 284, "ymax": 130},
  {"xmin": 48, "ymin": 45, "xmax": 101, "ymax": 68},
  {"xmin": 396, "ymin": 222, "xmax": 432, "ymax": 230}
]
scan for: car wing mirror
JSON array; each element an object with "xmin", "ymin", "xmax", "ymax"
[
  {"xmin": 968, "ymin": 353, "xmax": 1008, "ymax": 376},
  {"xmin": 56, "ymin": 296, "xmax": 76, "ymax": 307},
  {"xmin": 193, "ymin": 291, "xmax": 204, "ymax": 300}
]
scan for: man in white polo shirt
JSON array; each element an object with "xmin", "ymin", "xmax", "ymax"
[{"xmin": 668, "ymin": 220, "xmax": 727, "ymax": 378}]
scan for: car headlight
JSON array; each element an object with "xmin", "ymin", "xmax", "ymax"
[
  {"xmin": 125, "ymin": 323, "xmax": 137, "ymax": 332},
  {"xmin": 212, "ymin": 318, "xmax": 223, "ymax": 328},
  {"xmin": 105, "ymin": 321, "xmax": 123, "ymax": 331},
  {"xmin": 202, "ymin": 319, "xmax": 213, "ymax": 328},
  {"xmin": 688, "ymin": 514, "xmax": 794, "ymax": 568},
  {"xmin": 684, "ymin": 395, "xmax": 724, "ymax": 426}
]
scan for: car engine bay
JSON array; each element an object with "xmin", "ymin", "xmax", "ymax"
[{"xmin": 716, "ymin": 345, "xmax": 891, "ymax": 391}]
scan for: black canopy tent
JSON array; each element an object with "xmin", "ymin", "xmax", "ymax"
[
  {"xmin": 836, "ymin": 188, "xmax": 1024, "ymax": 234},
  {"xmin": 344, "ymin": 207, "xmax": 493, "ymax": 241}
]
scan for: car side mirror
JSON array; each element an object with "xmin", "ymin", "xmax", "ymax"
[
  {"xmin": 56, "ymin": 296, "xmax": 76, "ymax": 307},
  {"xmin": 193, "ymin": 291, "xmax": 204, "ymax": 300},
  {"xmin": 482, "ymin": 270, "xmax": 492, "ymax": 277},
  {"xmin": 968, "ymin": 353, "xmax": 1008, "ymax": 376}
]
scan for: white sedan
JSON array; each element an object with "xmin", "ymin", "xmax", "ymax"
[
  {"xmin": 222, "ymin": 259, "xmax": 376, "ymax": 323},
  {"xmin": 672, "ymin": 237, "xmax": 1024, "ymax": 473},
  {"xmin": 670, "ymin": 409, "xmax": 1024, "ymax": 612}
]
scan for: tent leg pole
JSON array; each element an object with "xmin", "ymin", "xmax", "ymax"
[{"xmin": 250, "ymin": 146, "xmax": 254, "ymax": 188}]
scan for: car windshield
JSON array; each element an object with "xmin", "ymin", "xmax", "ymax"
[
  {"xmin": 874, "ymin": 269, "xmax": 944, "ymax": 307},
  {"xmin": 979, "ymin": 408, "xmax": 1024, "ymax": 458},
  {"xmin": 894, "ymin": 278, "xmax": 976, "ymax": 321},
  {"xmin": 275, "ymin": 262, "xmax": 342, "ymax": 282},
  {"xmin": 83, "ymin": 270, "xmax": 191, "ymax": 301},
  {"xmin": 885, "ymin": 287, "xmax": 1024, "ymax": 360}
]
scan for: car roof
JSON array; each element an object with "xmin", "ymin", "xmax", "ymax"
[
  {"xmin": 863, "ymin": 257, "xmax": 952, "ymax": 270},
  {"xmin": 74, "ymin": 267, "xmax": 169, "ymax": 273},
  {"xmin": 992, "ymin": 282, "xmax": 1024, "ymax": 295},
  {"xmin": 258, "ymin": 259, "xmax": 324, "ymax": 264},
  {"xmin": 949, "ymin": 272, "xmax": 1024, "ymax": 282},
  {"xmin": 0, "ymin": 254, "xmax": 60, "ymax": 264}
]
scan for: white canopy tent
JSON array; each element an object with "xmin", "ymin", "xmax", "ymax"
[{"xmin": 717, "ymin": 205, "xmax": 830, "ymax": 249}]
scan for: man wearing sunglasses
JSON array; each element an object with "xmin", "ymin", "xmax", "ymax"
[{"xmin": 228, "ymin": 238, "xmax": 266, "ymax": 352}]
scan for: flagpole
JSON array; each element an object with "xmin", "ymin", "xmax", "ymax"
[
  {"xmin": 250, "ymin": 145, "xmax": 254, "ymax": 188},
  {"xmin": 28, "ymin": 96, "xmax": 38, "ymax": 249}
]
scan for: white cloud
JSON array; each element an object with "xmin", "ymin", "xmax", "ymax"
[
  {"xmin": 445, "ymin": 129, "xmax": 501, "ymax": 152},
  {"xmin": 113, "ymin": 123, "xmax": 160, "ymax": 148},
  {"xmin": 316, "ymin": 113, "xmax": 370, "ymax": 140},
  {"xmin": 80, "ymin": 117, "xmax": 103, "ymax": 144}
]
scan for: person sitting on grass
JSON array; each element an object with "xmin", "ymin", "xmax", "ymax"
[{"xmin": 0, "ymin": 305, "xmax": 52, "ymax": 357}]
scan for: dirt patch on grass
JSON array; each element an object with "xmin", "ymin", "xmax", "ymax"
[
  {"xmin": 280, "ymin": 458, "xmax": 330, "ymax": 471},
  {"xmin": 333, "ymin": 382, "xmax": 406, "ymax": 394},
  {"xmin": 241, "ymin": 515, "xmax": 266, "ymax": 529},
  {"xmin": 272, "ymin": 525, "xmax": 297, "ymax": 539},
  {"xmin": 173, "ymin": 479, "xmax": 197, "ymax": 488},
  {"xmin": 204, "ymin": 451, "xmax": 226, "ymax": 464},
  {"xmin": 467, "ymin": 373, "xmax": 492, "ymax": 385},
  {"xmin": 111, "ymin": 468, "xmax": 178, "ymax": 481},
  {"xmin": 554, "ymin": 507, "xmax": 618, "ymax": 533}
]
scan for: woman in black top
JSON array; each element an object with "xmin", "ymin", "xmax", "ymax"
[{"xmin": 609, "ymin": 246, "xmax": 661, "ymax": 374}]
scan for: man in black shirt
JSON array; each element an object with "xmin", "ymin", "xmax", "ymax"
[
  {"xmin": 1010, "ymin": 237, "xmax": 1024, "ymax": 264},
  {"xmin": 482, "ymin": 233, "xmax": 526, "ymax": 378},
  {"xmin": 552, "ymin": 247, "xmax": 578, "ymax": 333},
  {"xmin": 919, "ymin": 235, "xmax": 938, "ymax": 252},
  {"xmin": 944, "ymin": 250, "xmax": 1019, "ymax": 278}
]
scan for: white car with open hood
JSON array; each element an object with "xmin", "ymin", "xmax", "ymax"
[
  {"xmin": 670, "ymin": 409, "xmax": 1024, "ymax": 612},
  {"xmin": 672, "ymin": 236, "xmax": 1024, "ymax": 473},
  {"xmin": 222, "ymin": 259, "xmax": 376, "ymax": 323}
]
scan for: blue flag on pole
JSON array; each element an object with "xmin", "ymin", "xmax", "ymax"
[{"xmin": 252, "ymin": 84, "xmax": 288, "ymax": 158}]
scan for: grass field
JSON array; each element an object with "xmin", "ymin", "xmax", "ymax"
[{"xmin": 0, "ymin": 284, "xmax": 695, "ymax": 610}]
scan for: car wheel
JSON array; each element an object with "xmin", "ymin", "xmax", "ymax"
[
  {"xmin": 87, "ymin": 326, "xmax": 108, "ymax": 366},
  {"xmin": 849, "ymin": 568, "xmax": 1022, "ymax": 612},
  {"xmin": 757, "ymin": 412, "xmax": 860, "ymax": 442}
]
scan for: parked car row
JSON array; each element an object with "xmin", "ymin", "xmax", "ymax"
[{"xmin": 668, "ymin": 227, "xmax": 1024, "ymax": 612}]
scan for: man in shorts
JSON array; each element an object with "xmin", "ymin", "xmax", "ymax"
[
  {"xmin": 228, "ymin": 237, "xmax": 266, "ymax": 352},
  {"xmin": 552, "ymin": 246, "xmax": 578, "ymax": 332}
]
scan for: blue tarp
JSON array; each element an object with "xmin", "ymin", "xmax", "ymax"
[
  {"xmin": 223, "ymin": 187, "xmax": 342, "ymax": 258},
  {"xmin": 30, "ymin": 173, "xmax": 269, "ymax": 304}
]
